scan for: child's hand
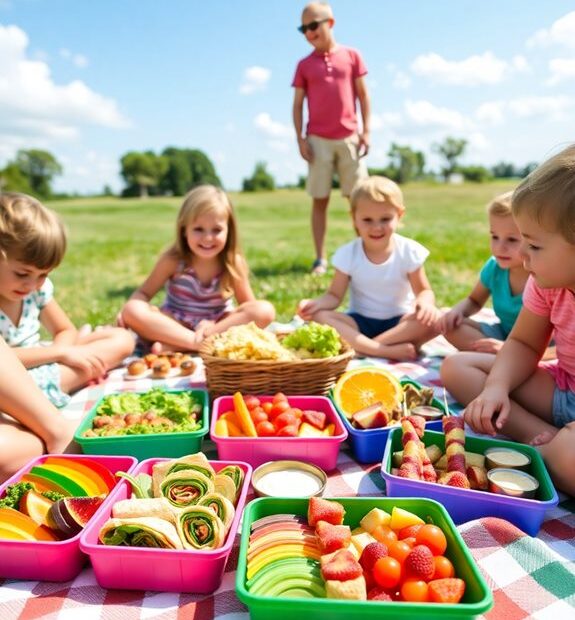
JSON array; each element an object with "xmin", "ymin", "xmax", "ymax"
[
  {"xmin": 59, "ymin": 345, "xmax": 106, "ymax": 378},
  {"xmin": 297, "ymin": 136, "xmax": 313, "ymax": 162},
  {"xmin": 437, "ymin": 309, "xmax": 464, "ymax": 334},
  {"xmin": 297, "ymin": 298, "xmax": 317, "ymax": 321},
  {"xmin": 470, "ymin": 338, "xmax": 503, "ymax": 354},
  {"xmin": 414, "ymin": 302, "xmax": 442, "ymax": 327},
  {"xmin": 115, "ymin": 310, "xmax": 126, "ymax": 328},
  {"xmin": 358, "ymin": 132, "xmax": 370, "ymax": 158},
  {"xmin": 195, "ymin": 319, "xmax": 216, "ymax": 341},
  {"xmin": 463, "ymin": 386, "xmax": 510, "ymax": 436}
]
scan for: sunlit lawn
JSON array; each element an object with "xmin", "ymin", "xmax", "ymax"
[{"xmin": 47, "ymin": 181, "xmax": 515, "ymax": 326}]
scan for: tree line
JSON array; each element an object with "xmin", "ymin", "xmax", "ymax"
[{"xmin": 0, "ymin": 137, "xmax": 537, "ymax": 199}]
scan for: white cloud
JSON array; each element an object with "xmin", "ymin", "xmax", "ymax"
[
  {"xmin": 476, "ymin": 96, "xmax": 574, "ymax": 124},
  {"xmin": 267, "ymin": 140, "xmax": 290, "ymax": 152},
  {"xmin": 239, "ymin": 66, "xmax": 271, "ymax": 95},
  {"xmin": 527, "ymin": 11, "xmax": 575, "ymax": 49},
  {"xmin": 410, "ymin": 51, "xmax": 509, "ymax": 86},
  {"xmin": 475, "ymin": 101, "xmax": 505, "ymax": 125},
  {"xmin": 511, "ymin": 55, "xmax": 529, "ymax": 72},
  {"xmin": 371, "ymin": 112, "xmax": 402, "ymax": 131},
  {"xmin": 253, "ymin": 112, "xmax": 292, "ymax": 138},
  {"xmin": 0, "ymin": 23, "xmax": 129, "ymax": 158},
  {"xmin": 59, "ymin": 47, "xmax": 88, "ymax": 68},
  {"xmin": 405, "ymin": 99, "xmax": 468, "ymax": 130},
  {"xmin": 54, "ymin": 150, "xmax": 120, "ymax": 193},
  {"xmin": 547, "ymin": 57, "xmax": 575, "ymax": 85}
]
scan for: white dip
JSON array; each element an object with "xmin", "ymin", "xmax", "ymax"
[
  {"xmin": 490, "ymin": 470, "xmax": 537, "ymax": 491},
  {"xmin": 257, "ymin": 469, "xmax": 323, "ymax": 497},
  {"xmin": 487, "ymin": 449, "xmax": 529, "ymax": 467}
]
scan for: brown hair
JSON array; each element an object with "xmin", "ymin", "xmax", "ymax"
[
  {"xmin": 167, "ymin": 185, "xmax": 243, "ymax": 296},
  {"xmin": 0, "ymin": 192, "xmax": 66, "ymax": 269},
  {"xmin": 512, "ymin": 144, "xmax": 575, "ymax": 244},
  {"xmin": 350, "ymin": 176, "xmax": 405, "ymax": 213},
  {"xmin": 487, "ymin": 190, "xmax": 513, "ymax": 217}
]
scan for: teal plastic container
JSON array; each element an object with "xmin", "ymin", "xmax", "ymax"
[
  {"xmin": 74, "ymin": 389, "xmax": 209, "ymax": 460},
  {"xmin": 236, "ymin": 496, "xmax": 493, "ymax": 620},
  {"xmin": 331, "ymin": 378, "xmax": 450, "ymax": 463},
  {"xmin": 382, "ymin": 429, "xmax": 559, "ymax": 536}
]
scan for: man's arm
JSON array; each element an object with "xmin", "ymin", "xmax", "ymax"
[
  {"xmin": 293, "ymin": 87, "xmax": 312, "ymax": 162},
  {"xmin": 355, "ymin": 76, "xmax": 370, "ymax": 157}
]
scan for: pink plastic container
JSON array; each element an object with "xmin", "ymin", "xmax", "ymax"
[
  {"xmin": 80, "ymin": 457, "xmax": 252, "ymax": 593},
  {"xmin": 210, "ymin": 395, "xmax": 348, "ymax": 470},
  {"xmin": 0, "ymin": 454, "xmax": 137, "ymax": 581}
]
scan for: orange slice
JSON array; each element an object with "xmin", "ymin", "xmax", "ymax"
[{"xmin": 333, "ymin": 367, "xmax": 403, "ymax": 419}]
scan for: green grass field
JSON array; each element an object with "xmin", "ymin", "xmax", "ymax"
[{"xmin": 47, "ymin": 181, "xmax": 516, "ymax": 326}]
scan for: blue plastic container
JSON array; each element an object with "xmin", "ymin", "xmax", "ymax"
[
  {"xmin": 331, "ymin": 379, "xmax": 449, "ymax": 463},
  {"xmin": 381, "ymin": 428, "xmax": 559, "ymax": 536}
]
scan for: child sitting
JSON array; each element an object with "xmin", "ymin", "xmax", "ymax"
[
  {"xmin": 120, "ymin": 185, "xmax": 275, "ymax": 351},
  {"xmin": 0, "ymin": 192, "xmax": 135, "ymax": 407},
  {"xmin": 297, "ymin": 176, "xmax": 440, "ymax": 360},
  {"xmin": 441, "ymin": 144, "xmax": 575, "ymax": 496}
]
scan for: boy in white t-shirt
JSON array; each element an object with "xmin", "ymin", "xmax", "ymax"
[{"xmin": 297, "ymin": 176, "xmax": 440, "ymax": 360}]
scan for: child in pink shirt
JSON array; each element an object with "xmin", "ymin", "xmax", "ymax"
[
  {"xmin": 441, "ymin": 143, "xmax": 575, "ymax": 496},
  {"xmin": 292, "ymin": 2, "xmax": 370, "ymax": 274}
]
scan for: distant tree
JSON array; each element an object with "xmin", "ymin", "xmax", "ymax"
[
  {"xmin": 0, "ymin": 162, "xmax": 33, "ymax": 194},
  {"xmin": 102, "ymin": 184, "xmax": 114, "ymax": 196},
  {"xmin": 491, "ymin": 161, "xmax": 518, "ymax": 179},
  {"xmin": 242, "ymin": 162, "xmax": 275, "ymax": 192},
  {"xmin": 15, "ymin": 149, "xmax": 62, "ymax": 197},
  {"xmin": 297, "ymin": 175, "xmax": 306, "ymax": 189},
  {"xmin": 160, "ymin": 147, "xmax": 221, "ymax": 195},
  {"xmin": 459, "ymin": 165, "xmax": 492, "ymax": 183},
  {"xmin": 120, "ymin": 151, "xmax": 168, "ymax": 197},
  {"xmin": 388, "ymin": 143, "xmax": 425, "ymax": 184},
  {"xmin": 433, "ymin": 137, "xmax": 467, "ymax": 181},
  {"xmin": 521, "ymin": 162, "xmax": 538, "ymax": 178},
  {"xmin": 367, "ymin": 166, "xmax": 399, "ymax": 181}
]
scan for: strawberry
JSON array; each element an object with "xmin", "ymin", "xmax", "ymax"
[
  {"xmin": 315, "ymin": 520, "xmax": 352, "ymax": 553},
  {"xmin": 308, "ymin": 497, "xmax": 345, "ymax": 527},
  {"xmin": 321, "ymin": 549, "xmax": 363, "ymax": 582},
  {"xmin": 398, "ymin": 524, "xmax": 423, "ymax": 540},
  {"xmin": 359, "ymin": 542, "xmax": 388, "ymax": 572},
  {"xmin": 302, "ymin": 409, "xmax": 326, "ymax": 430},
  {"xmin": 405, "ymin": 545, "xmax": 435, "ymax": 581},
  {"xmin": 428, "ymin": 578, "xmax": 466, "ymax": 604},
  {"xmin": 438, "ymin": 471, "xmax": 471, "ymax": 489},
  {"xmin": 367, "ymin": 586, "xmax": 393, "ymax": 601}
]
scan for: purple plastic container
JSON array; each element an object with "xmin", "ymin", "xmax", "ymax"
[
  {"xmin": 80, "ymin": 457, "xmax": 252, "ymax": 593},
  {"xmin": 0, "ymin": 454, "xmax": 137, "ymax": 581},
  {"xmin": 210, "ymin": 395, "xmax": 347, "ymax": 470},
  {"xmin": 381, "ymin": 428, "xmax": 559, "ymax": 536}
]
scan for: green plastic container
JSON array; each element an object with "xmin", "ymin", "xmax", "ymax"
[
  {"xmin": 75, "ymin": 389, "xmax": 209, "ymax": 460},
  {"xmin": 236, "ymin": 496, "xmax": 493, "ymax": 620}
]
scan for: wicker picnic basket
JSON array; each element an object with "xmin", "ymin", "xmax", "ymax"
[{"xmin": 199, "ymin": 337, "xmax": 354, "ymax": 398}]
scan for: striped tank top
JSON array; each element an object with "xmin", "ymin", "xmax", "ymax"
[{"xmin": 161, "ymin": 262, "xmax": 234, "ymax": 329}]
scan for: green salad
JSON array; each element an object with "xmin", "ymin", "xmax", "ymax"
[
  {"xmin": 84, "ymin": 388, "xmax": 203, "ymax": 437},
  {"xmin": 282, "ymin": 322, "xmax": 342, "ymax": 358}
]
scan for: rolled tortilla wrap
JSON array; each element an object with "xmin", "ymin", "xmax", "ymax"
[
  {"xmin": 152, "ymin": 455, "xmax": 216, "ymax": 497},
  {"xmin": 160, "ymin": 470, "xmax": 214, "ymax": 508},
  {"xmin": 214, "ymin": 473, "xmax": 236, "ymax": 503},
  {"xmin": 99, "ymin": 517, "xmax": 183, "ymax": 549},
  {"xmin": 112, "ymin": 497, "xmax": 176, "ymax": 523},
  {"xmin": 197, "ymin": 492, "xmax": 235, "ymax": 532},
  {"xmin": 218, "ymin": 465, "xmax": 244, "ymax": 498},
  {"xmin": 176, "ymin": 505, "xmax": 225, "ymax": 550}
]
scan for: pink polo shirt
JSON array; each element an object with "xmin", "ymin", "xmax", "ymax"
[
  {"xmin": 523, "ymin": 277, "xmax": 575, "ymax": 391},
  {"xmin": 292, "ymin": 45, "xmax": 367, "ymax": 140}
]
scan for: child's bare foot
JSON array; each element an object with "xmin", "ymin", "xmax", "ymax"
[
  {"xmin": 530, "ymin": 430, "xmax": 558, "ymax": 447},
  {"xmin": 377, "ymin": 343, "xmax": 418, "ymax": 361}
]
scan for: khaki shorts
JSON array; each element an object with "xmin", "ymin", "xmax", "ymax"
[{"xmin": 306, "ymin": 134, "xmax": 367, "ymax": 198}]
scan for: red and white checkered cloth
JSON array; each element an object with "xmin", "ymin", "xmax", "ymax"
[{"xmin": 1, "ymin": 320, "xmax": 574, "ymax": 619}]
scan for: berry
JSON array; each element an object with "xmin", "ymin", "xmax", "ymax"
[
  {"xmin": 428, "ymin": 578, "xmax": 466, "ymax": 604},
  {"xmin": 308, "ymin": 497, "xmax": 345, "ymax": 527},
  {"xmin": 359, "ymin": 542, "xmax": 388, "ymax": 572},
  {"xmin": 321, "ymin": 549, "xmax": 363, "ymax": 582},
  {"xmin": 367, "ymin": 586, "xmax": 393, "ymax": 601},
  {"xmin": 405, "ymin": 544, "xmax": 435, "ymax": 581}
]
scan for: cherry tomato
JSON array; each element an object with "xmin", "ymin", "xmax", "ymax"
[
  {"xmin": 243, "ymin": 395, "xmax": 261, "ymax": 410},
  {"xmin": 402, "ymin": 537, "xmax": 417, "ymax": 548},
  {"xmin": 273, "ymin": 392, "xmax": 288, "ymax": 404},
  {"xmin": 400, "ymin": 579, "xmax": 429, "ymax": 602},
  {"xmin": 433, "ymin": 555, "xmax": 455, "ymax": 579},
  {"xmin": 373, "ymin": 556, "xmax": 402, "ymax": 589},
  {"xmin": 274, "ymin": 412, "xmax": 298, "ymax": 428},
  {"xmin": 250, "ymin": 408, "xmax": 268, "ymax": 425},
  {"xmin": 372, "ymin": 525, "xmax": 398, "ymax": 547},
  {"xmin": 398, "ymin": 524, "xmax": 423, "ymax": 540},
  {"xmin": 262, "ymin": 401, "xmax": 273, "ymax": 414},
  {"xmin": 269, "ymin": 400, "xmax": 290, "ymax": 419},
  {"xmin": 255, "ymin": 421, "xmax": 276, "ymax": 437},
  {"xmin": 276, "ymin": 424, "xmax": 298, "ymax": 437},
  {"xmin": 387, "ymin": 540, "xmax": 412, "ymax": 565},
  {"xmin": 415, "ymin": 524, "xmax": 447, "ymax": 556},
  {"xmin": 291, "ymin": 407, "xmax": 303, "ymax": 419}
]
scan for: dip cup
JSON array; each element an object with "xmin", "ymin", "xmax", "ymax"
[
  {"xmin": 252, "ymin": 460, "xmax": 327, "ymax": 498},
  {"xmin": 484, "ymin": 447, "xmax": 531, "ymax": 472},
  {"xmin": 487, "ymin": 468, "xmax": 539, "ymax": 499},
  {"xmin": 410, "ymin": 405, "xmax": 444, "ymax": 421}
]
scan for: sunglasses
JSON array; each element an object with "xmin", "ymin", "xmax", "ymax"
[{"xmin": 298, "ymin": 18, "xmax": 329, "ymax": 34}]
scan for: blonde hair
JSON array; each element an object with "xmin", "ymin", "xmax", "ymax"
[
  {"xmin": 350, "ymin": 176, "xmax": 405, "ymax": 213},
  {"xmin": 169, "ymin": 185, "xmax": 242, "ymax": 296},
  {"xmin": 0, "ymin": 192, "xmax": 66, "ymax": 269},
  {"xmin": 487, "ymin": 191, "xmax": 513, "ymax": 217},
  {"xmin": 512, "ymin": 144, "xmax": 575, "ymax": 244}
]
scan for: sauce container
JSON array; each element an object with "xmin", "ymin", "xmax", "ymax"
[
  {"xmin": 252, "ymin": 460, "xmax": 327, "ymax": 498},
  {"xmin": 484, "ymin": 447, "xmax": 531, "ymax": 471},
  {"xmin": 487, "ymin": 468, "xmax": 539, "ymax": 499},
  {"xmin": 410, "ymin": 405, "xmax": 444, "ymax": 421}
]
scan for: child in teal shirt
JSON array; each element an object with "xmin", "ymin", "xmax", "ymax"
[{"xmin": 437, "ymin": 192, "xmax": 529, "ymax": 353}]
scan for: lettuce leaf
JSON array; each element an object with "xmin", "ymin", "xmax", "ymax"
[{"xmin": 282, "ymin": 322, "xmax": 341, "ymax": 358}]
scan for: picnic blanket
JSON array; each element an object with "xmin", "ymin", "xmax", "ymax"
[{"xmin": 1, "ymin": 327, "xmax": 574, "ymax": 619}]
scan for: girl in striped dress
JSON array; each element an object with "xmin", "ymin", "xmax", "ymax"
[{"xmin": 120, "ymin": 185, "xmax": 275, "ymax": 352}]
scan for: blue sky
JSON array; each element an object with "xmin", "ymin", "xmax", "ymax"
[{"xmin": 1, "ymin": 0, "xmax": 574, "ymax": 194}]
